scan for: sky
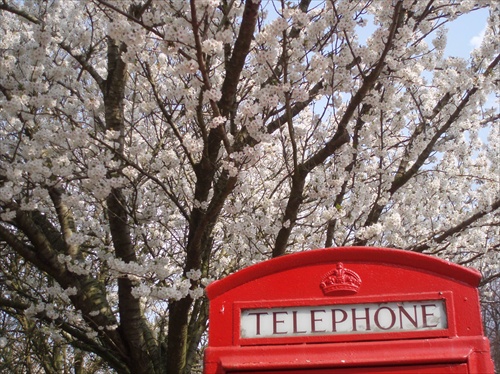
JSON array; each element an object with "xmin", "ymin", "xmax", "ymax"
[
  {"xmin": 262, "ymin": 2, "xmax": 496, "ymax": 138},
  {"xmin": 261, "ymin": 2, "xmax": 491, "ymax": 58},
  {"xmin": 351, "ymin": 5, "xmax": 496, "ymax": 131},
  {"xmin": 445, "ymin": 7, "xmax": 489, "ymax": 57},
  {"xmin": 352, "ymin": 5, "xmax": 490, "ymax": 58},
  {"xmin": 434, "ymin": 7, "xmax": 495, "ymax": 146}
]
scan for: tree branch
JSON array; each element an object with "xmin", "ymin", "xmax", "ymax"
[
  {"xmin": 218, "ymin": 0, "xmax": 261, "ymax": 117},
  {"xmin": 0, "ymin": 2, "xmax": 41, "ymax": 24},
  {"xmin": 48, "ymin": 186, "xmax": 79, "ymax": 259},
  {"xmin": 59, "ymin": 43, "xmax": 105, "ymax": 89},
  {"xmin": 410, "ymin": 198, "xmax": 500, "ymax": 253},
  {"xmin": 273, "ymin": 1, "xmax": 406, "ymax": 256}
]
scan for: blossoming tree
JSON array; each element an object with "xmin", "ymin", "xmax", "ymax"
[{"xmin": 0, "ymin": 0, "xmax": 498, "ymax": 373}]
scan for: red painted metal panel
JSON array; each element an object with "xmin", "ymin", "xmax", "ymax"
[
  {"xmin": 229, "ymin": 363, "xmax": 468, "ymax": 373},
  {"xmin": 206, "ymin": 247, "xmax": 481, "ymax": 300},
  {"xmin": 205, "ymin": 336, "xmax": 492, "ymax": 372},
  {"xmin": 204, "ymin": 247, "xmax": 494, "ymax": 374}
]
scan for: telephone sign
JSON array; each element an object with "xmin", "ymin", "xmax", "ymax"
[
  {"xmin": 240, "ymin": 299, "xmax": 447, "ymax": 338},
  {"xmin": 204, "ymin": 247, "xmax": 494, "ymax": 373}
]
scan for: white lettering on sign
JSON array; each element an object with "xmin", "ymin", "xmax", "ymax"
[{"xmin": 240, "ymin": 300, "xmax": 446, "ymax": 339}]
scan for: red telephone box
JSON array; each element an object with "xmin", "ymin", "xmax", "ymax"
[{"xmin": 204, "ymin": 247, "xmax": 494, "ymax": 373}]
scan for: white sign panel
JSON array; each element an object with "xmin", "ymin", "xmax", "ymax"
[{"xmin": 240, "ymin": 300, "xmax": 447, "ymax": 339}]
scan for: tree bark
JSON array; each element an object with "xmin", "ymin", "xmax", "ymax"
[
  {"xmin": 166, "ymin": 2, "xmax": 261, "ymax": 373},
  {"xmin": 103, "ymin": 37, "xmax": 159, "ymax": 374}
]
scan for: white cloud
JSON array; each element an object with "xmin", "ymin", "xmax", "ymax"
[{"xmin": 470, "ymin": 26, "xmax": 486, "ymax": 48}]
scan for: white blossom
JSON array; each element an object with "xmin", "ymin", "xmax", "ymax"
[{"xmin": 186, "ymin": 269, "xmax": 202, "ymax": 281}]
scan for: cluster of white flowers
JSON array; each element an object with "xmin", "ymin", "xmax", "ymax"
[
  {"xmin": 186, "ymin": 269, "xmax": 202, "ymax": 281},
  {"xmin": 25, "ymin": 302, "xmax": 58, "ymax": 320},
  {"xmin": 206, "ymin": 115, "xmax": 225, "ymax": 129},
  {"xmin": 202, "ymin": 39, "xmax": 224, "ymax": 57}
]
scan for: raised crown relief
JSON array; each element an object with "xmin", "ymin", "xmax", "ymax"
[{"xmin": 320, "ymin": 262, "xmax": 361, "ymax": 296}]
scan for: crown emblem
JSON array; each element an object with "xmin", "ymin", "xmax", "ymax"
[{"xmin": 320, "ymin": 263, "xmax": 361, "ymax": 296}]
